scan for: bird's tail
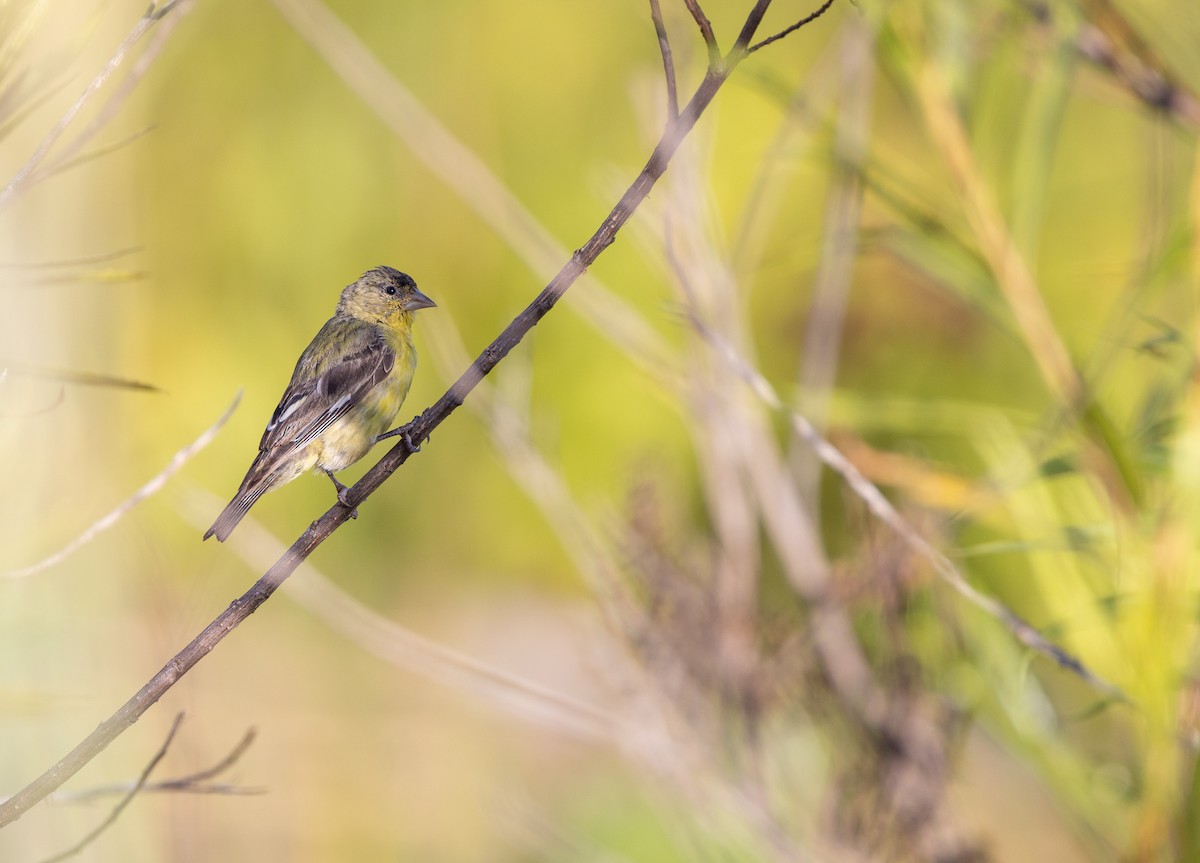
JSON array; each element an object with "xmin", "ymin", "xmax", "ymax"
[{"xmin": 203, "ymin": 484, "xmax": 268, "ymax": 542}]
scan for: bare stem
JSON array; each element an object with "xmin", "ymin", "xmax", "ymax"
[
  {"xmin": 648, "ymin": 0, "xmax": 679, "ymax": 118},
  {"xmin": 52, "ymin": 728, "xmax": 261, "ymax": 802},
  {"xmin": 681, "ymin": 0, "xmax": 720, "ymax": 65},
  {"xmin": 749, "ymin": 0, "xmax": 839, "ymax": 53}
]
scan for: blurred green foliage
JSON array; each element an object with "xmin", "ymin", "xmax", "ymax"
[{"xmin": 3, "ymin": 0, "xmax": 1200, "ymax": 860}]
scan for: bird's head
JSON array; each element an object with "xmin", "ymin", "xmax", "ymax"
[{"xmin": 338, "ymin": 266, "xmax": 436, "ymax": 325}]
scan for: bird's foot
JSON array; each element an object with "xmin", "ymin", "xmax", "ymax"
[
  {"xmin": 378, "ymin": 415, "xmax": 426, "ymax": 454},
  {"xmin": 325, "ymin": 470, "xmax": 358, "ymax": 518}
]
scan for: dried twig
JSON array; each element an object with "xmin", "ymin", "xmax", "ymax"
[
  {"xmin": 34, "ymin": 126, "xmax": 157, "ymax": 185},
  {"xmin": 2, "ymin": 392, "xmax": 241, "ymax": 580},
  {"xmin": 0, "ymin": 1, "xmax": 187, "ymax": 212},
  {"xmin": 749, "ymin": 0, "xmax": 839, "ymax": 53},
  {"xmin": 648, "ymin": 0, "xmax": 679, "ymax": 118},
  {"xmin": 37, "ymin": 713, "xmax": 184, "ymax": 863},
  {"xmin": 681, "ymin": 0, "xmax": 719, "ymax": 65},
  {"xmin": 1, "ymin": 364, "xmax": 158, "ymax": 392},
  {"xmin": 0, "ymin": 0, "xmax": 839, "ymax": 829},
  {"xmin": 54, "ymin": 728, "xmax": 261, "ymax": 802},
  {"xmin": 0, "ymin": 247, "xmax": 142, "ymax": 269}
]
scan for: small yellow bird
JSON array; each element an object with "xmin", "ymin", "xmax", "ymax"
[{"xmin": 205, "ymin": 266, "xmax": 436, "ymax": 542}]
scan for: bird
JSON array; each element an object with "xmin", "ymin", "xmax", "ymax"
[{"xmin": 204, "ymin": 266, "xmax": 436, "ymax": 542}]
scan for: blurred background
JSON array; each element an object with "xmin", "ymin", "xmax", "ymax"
[{"xmin": 2, "ymin": 0, "xmax": 1200, "ymax": 859}]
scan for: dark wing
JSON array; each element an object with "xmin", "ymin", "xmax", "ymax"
[{"xmin": 257, "ymin": 319, "xmax": 395, "ymax": 456}]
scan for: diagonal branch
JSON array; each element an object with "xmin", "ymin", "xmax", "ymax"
[
  {"xmin": 648, "ymin": 0, "xmax": 679, "ymax": 118},
  {"xmin": 0, "ymin": 0, "xmax": 839, "ymax": 830},
  {"xmin": 749, "ymin": 0, "xmax": 839, "ymax": 53}
]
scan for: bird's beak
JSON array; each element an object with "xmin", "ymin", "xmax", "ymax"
[{"xmin": 403, "ymin": 288, "xmax": 437, "ymax": 311}]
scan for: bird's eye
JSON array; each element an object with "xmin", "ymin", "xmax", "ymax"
[{"xmin": 385, "ymin": 285, "xmax": 397, "ymax": 295}]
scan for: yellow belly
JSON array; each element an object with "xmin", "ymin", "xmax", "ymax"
[{"xmin": 310, "ymin": 350, "xmax": 415, "ymax": 475}]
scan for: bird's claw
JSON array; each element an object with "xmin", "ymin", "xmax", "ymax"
[
  {"xmin": 394, "ymin": 415, "xmax": 424, "ymax": 454},
  {"xmin": 336, "ymin": 489, "xmax": 358, "ymax": 519},
  {"xmin": 326, "ymin": 470, "xmax": 357, "ymax": 517}
]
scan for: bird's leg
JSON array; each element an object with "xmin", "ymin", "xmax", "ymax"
[
  {"xmin": 377, "ymin": 414, "xmax": 426, "ymax": 455},
  {"xmin": 323, "ymin": 469, "xmax": 358, "ymax": 519}
]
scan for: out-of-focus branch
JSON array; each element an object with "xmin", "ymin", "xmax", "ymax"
[
  {"xmin": 682, "ymin": 294, "xmax": 1123, "ymax": 698},
  {"xmin": 0, "ymin": 0, "xmax": 839, "ymax": 829},
  {"xmin": 661, "ymin": 164, "xmax": 880, "ymax": 717},
  {"xmin": 0, "ymin": 0, "xmax": 189, "ymax": 212},
  {"xmin": 1, "ymin": 364, "xmax": 158, "ymax": 392},
  {"xmin": 1023, "ymin": 0, "xmax": 1200, "ymax": 129},
  {"xmin": 53, "ymin": 728, "xmax": 261, "ymax": 802},
  {"xmin": 2, "ymin": 392, "xmax": 240, "ymax": 580},
  {"xmin": 37, "ymin": 714, "xmax": 184, "ymax": 863}
]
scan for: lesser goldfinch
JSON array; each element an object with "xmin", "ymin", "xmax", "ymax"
[{"xmin": 204, "ymin": 266, "xmax": 436, "ymax": 542}]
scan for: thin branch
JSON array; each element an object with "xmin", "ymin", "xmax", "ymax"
[
  {"xmin": 0, "ymin": 247, "xmax": 142, "ymax": 269},
  {"xmin": 0, "ymin": 1, "xmax": 187, "ymax": 212},
  {"xmin": 731, "ymin": 0, "xmax": 776, "ymax": 56},
  {"xmin": 32, "ymin": 127, "xmax": 157, "ymax": 185},
  {"xmin": 38, "ymin": 713, "xmax": 184, "ymax": 863},
  {"xmin": 150, "ymin": 726, "xmax": 254, "ymax": 789},
  {"xmin": 2, "ymin": 392, "xmax": 241, "ymax": 580},
  {"xmin": 681, "ymin": 0, "xmax": 720, "ymax": 65},
  {"xmin": 0, "ymin": 0, "xmax": 820, "ymax": 829},
  {"xmin": 748, "ymin": 0, "xmax": 839, "ymax": 53},
  {"xmin": 1, "ymin": 364, "xmax": 159, "ymax": 392},
  {"xmin": 31, "ymin": 0, "xmax": 189, "ymax": 188},
  {"xmin": 58, "ymin": 728, "xmax": 262, "ymax": 802},
  {"xmin": 648, "ymin": 0, "xmax": 679, "ymax": 118}
]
